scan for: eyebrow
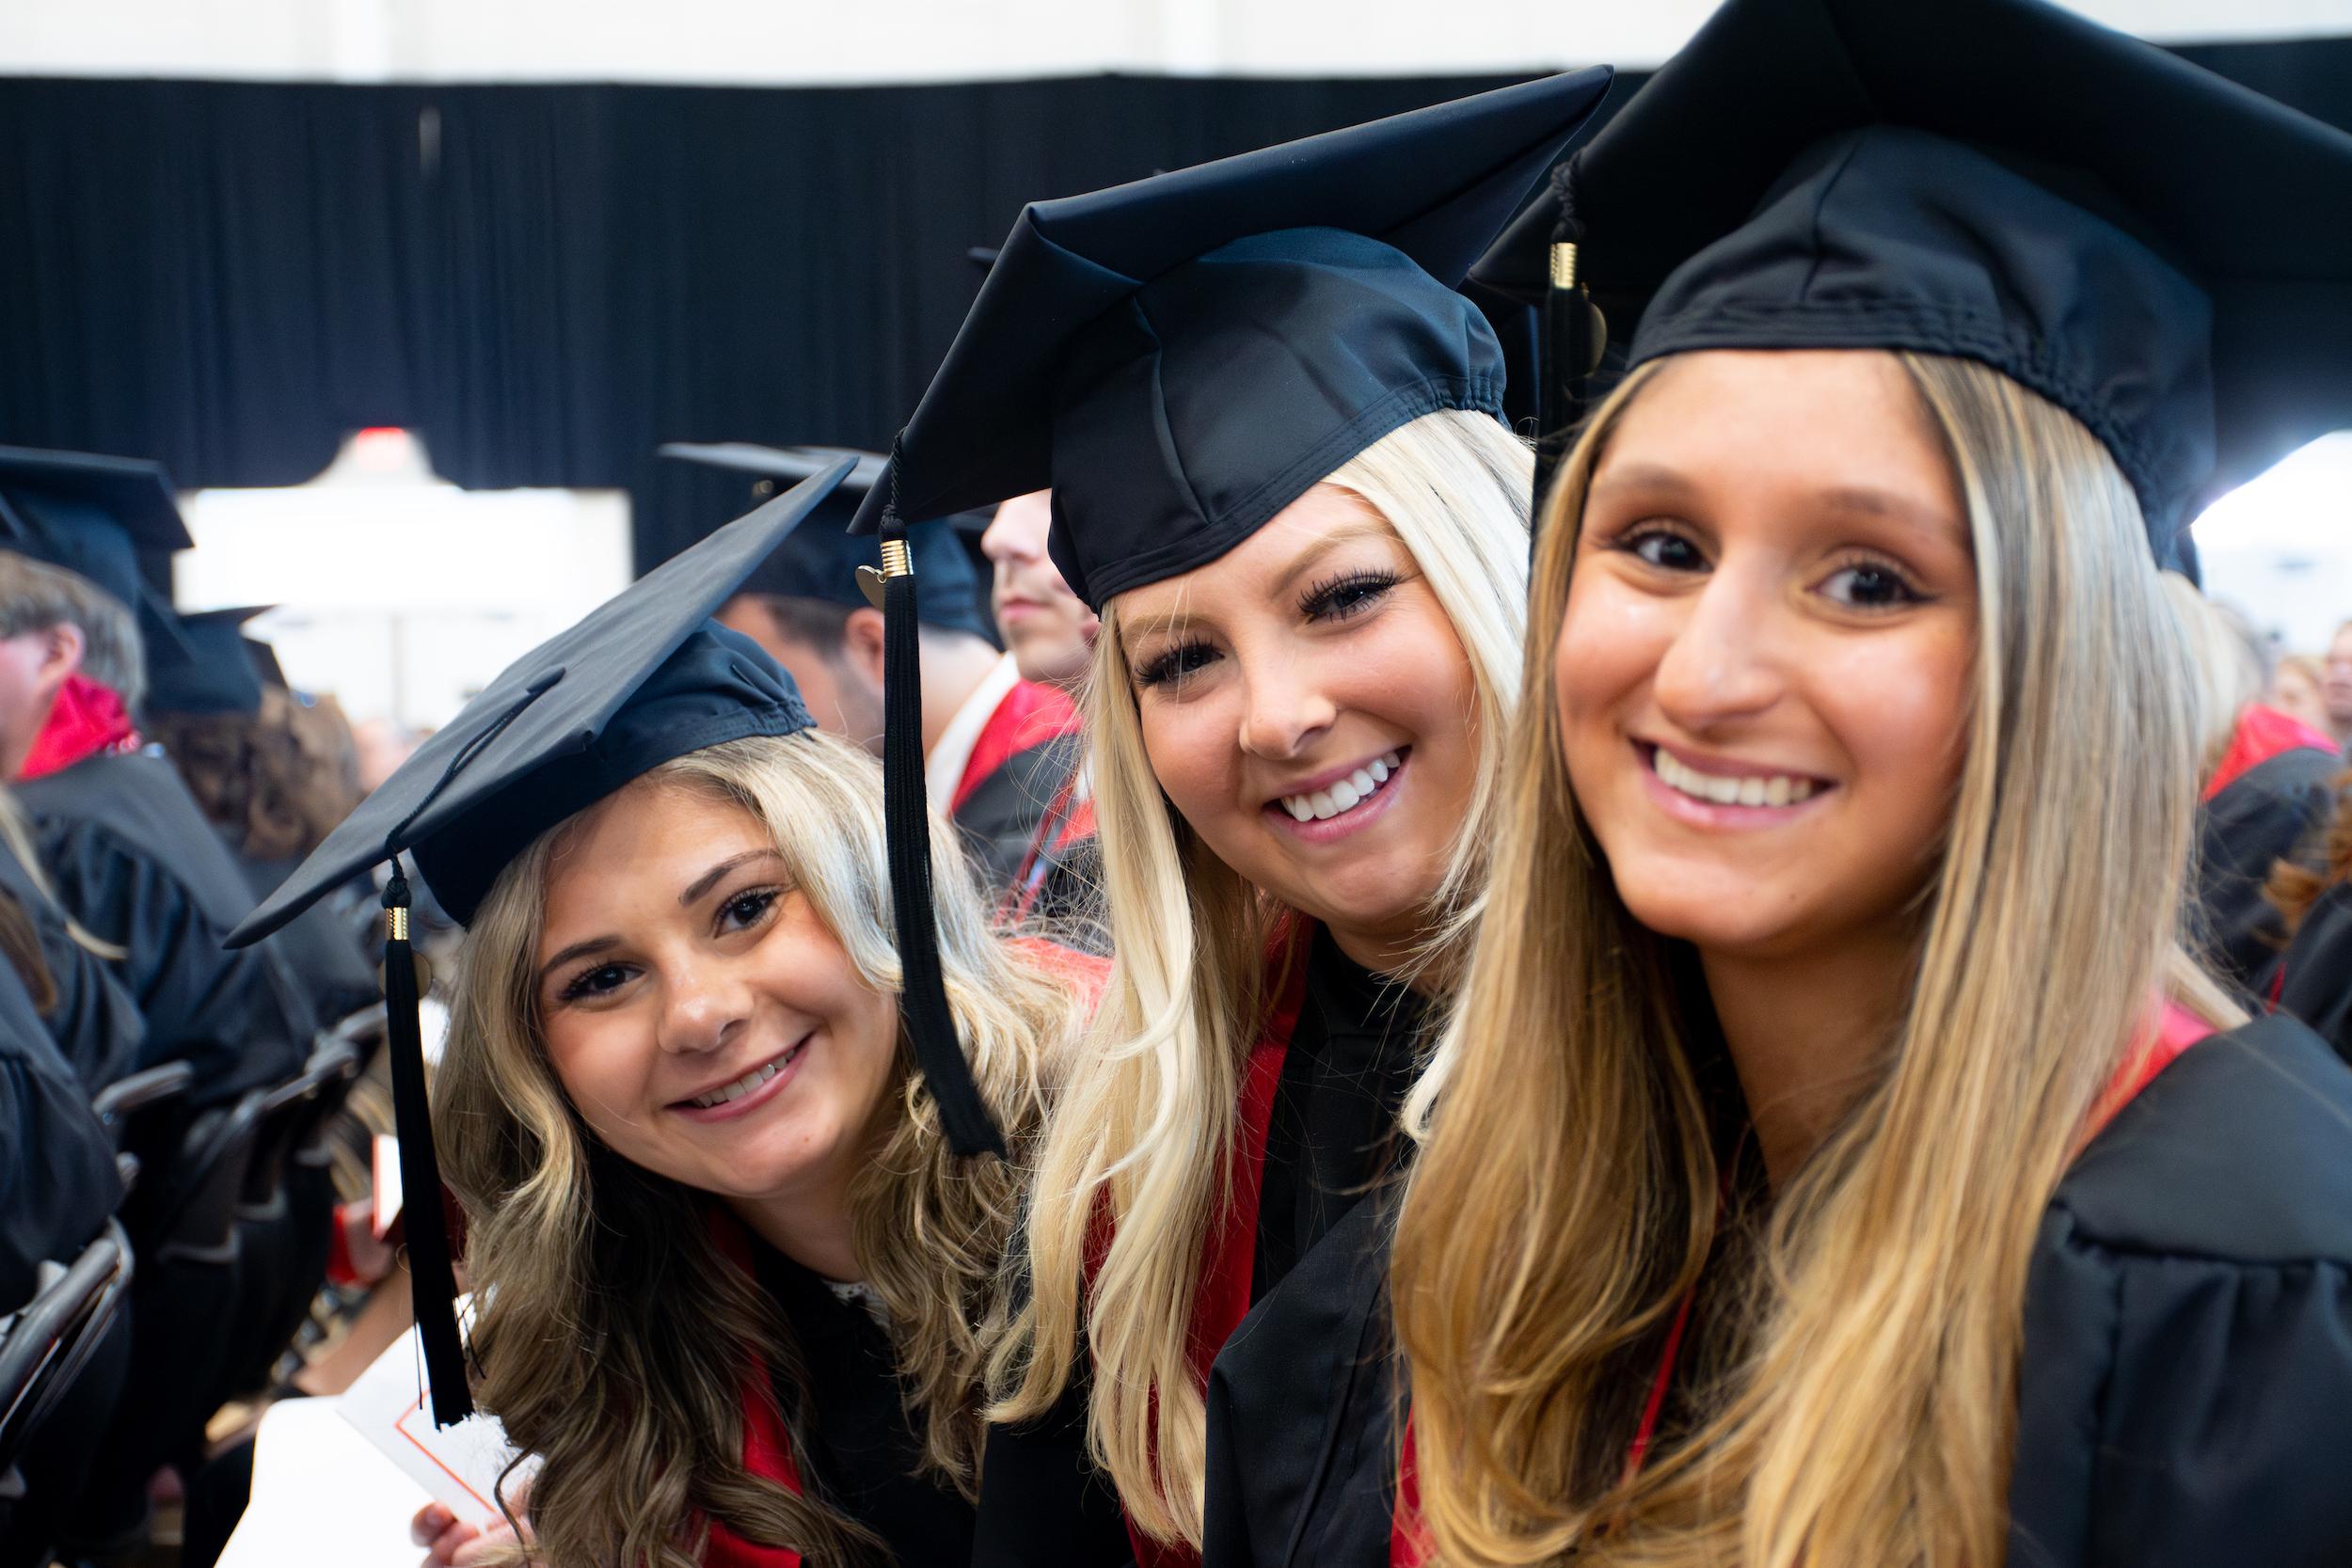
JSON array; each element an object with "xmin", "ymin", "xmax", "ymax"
[
  {"xmin": 532, "ymin": 849, "xmax": 786, "ymax": 993},
  {"xmin": 1119, "ymin": 516, "xmax": 1392, "ymax": 643},
  {"xmin": 678, "ymin": 848, "xmax": 785, "ymax": 909},
  {"xmin": 1590, "ymin": 465, "xmax": 1961, "ymax": 540}
]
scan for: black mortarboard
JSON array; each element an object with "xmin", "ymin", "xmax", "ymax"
[
  {"xmin": 244, "ymin": 635, "xmax": 287, "ymax": 691},
  {"xmin": 228, "ymin": 460, "xmax": 1002, "ymax": 1428},
  {"xmin": 1473, "ymin": 0, "xmax": 2352, "ymax": 567},
  {"xmin": 0, "ymin": 446, "xmax": 197, "ymax": 659},
  {"xmin": 150, "ymin": 606, "xmax": 272, "ymax": 717},
  {"xmin": 849, "ymin": 69, "xmax": 1612, "ymax": 608},
  {"xmin": 658, "ymin": 442, "xmax": 996, "ymax": 643}
]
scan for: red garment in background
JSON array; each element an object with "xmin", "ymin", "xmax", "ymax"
[
  {"xmin": 2204, "ymin": 703, "xmax": 2339, "ymax": 803},
  {"xmin": 19, "ymin": 674, "xmax": 140, "ymax": 782}
]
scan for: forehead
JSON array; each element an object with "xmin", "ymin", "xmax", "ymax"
[
  {"xmin": 1597, "ymin": 350, "xmax": 1952, "ymax": 502},
  {"xmin": 539, "ymin": 778, "xmax": 766, "ymax": 907}
]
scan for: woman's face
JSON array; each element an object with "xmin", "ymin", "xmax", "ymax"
[
  {"xmin": 532, "ymin": 778, "xmax": 898, "ymax": 1208},
  {"xmin": 1556, "ymin": 350, "xmax": 1978, "ymax": 961},
  {"xmin": 1115, "ymin": 485, "xmax": 1479, "ymax": 968}
]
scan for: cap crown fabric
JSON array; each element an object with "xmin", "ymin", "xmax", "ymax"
[{"xmin": 1046, "ymin": 227, "xmax": 1508, "ymax": 607}]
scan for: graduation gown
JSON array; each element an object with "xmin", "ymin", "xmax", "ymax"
[
  {"xmin": 2192, "ymin": 705, "xmax": 2340, "ymax": 991},
  {"xmin": 0, "ymin": 940, "xmax": 122, "ymax": 1310},
  {"xmin": 16, "ymin": 750, "xmax": 314, "ymax": 1108},
  {"xmin": 973, "ymin": 926, "xmax": 1424, "ymax": 1568},
  {"xmin": 724, "ymin": 1226, "xmax": 976, "ymax": 1568},
  {"xmin": 2273, "ymin": 880, "xmax": 2352, "ymax": 1062},
  {"xmin": 0, "ymin": 828, "xmax": 143, "ymax": 1093},
  {"xmin": 2008, "ymin": 1011, "xmax": 2352, "ymax": 1564}
]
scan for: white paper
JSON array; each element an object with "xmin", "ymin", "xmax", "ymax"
[
  {"xmin": 335, "ymin": 1309, "xmax": 532, "ymax": 1530},
  {"xmin": 371, "ymin": 1133, "xmax": 402, "ymax": 1240},
  {"xmin": 216, "ymin": 1398, "xmax": 435, "ymax": 1568}
]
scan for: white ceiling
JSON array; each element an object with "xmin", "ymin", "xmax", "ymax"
[{"xmin": 3, "ymin": 0, "xmax": 2346, "ymax": 84}]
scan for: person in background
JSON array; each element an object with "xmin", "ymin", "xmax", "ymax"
[
  {"xmin": 664, "ymin": 443, "xmax": 1088, "ymax": 901},
  {"xmin": 1392, "ymin": 2, "xmax": 2352, "ymax": 1563},
  {"xmin": 2271, "ymin": 651, "xmax": 2335, "ymax": 736},
  {"xmin": 147, "ymin": 607, "xmax": 377, "ymax": 1023},
  {"xmin": 0, "ymin": 451, "xmax": 314, "ymax": 1111},
  {"xmin": 979, "ymin": 489, "xmax": 1102, "ymax": 927},
  {"xmin": 2321, "ymin": 618, "xmax": 2352, "ymax": 752},
  {"xmin": 2166, "ymin": 577, "xmax": 2342, "ymax": 992}
]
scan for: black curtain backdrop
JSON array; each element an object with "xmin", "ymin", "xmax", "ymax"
[{"xmin": 0, "ymin": 40, "xmax": 2345, "ymax": 570}]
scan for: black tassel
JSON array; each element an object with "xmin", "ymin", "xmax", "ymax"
[
  {"xmin": 382, "ymin": 866, "xmax": 475, "ymax": 1426},
  {"xmin": 878, "ymin": 537, "xmax": 1007, "ymax": 1159}
]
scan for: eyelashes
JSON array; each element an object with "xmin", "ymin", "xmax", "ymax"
[
  {"xmin": 1128, "ymin": 567, "xmax": 1404, "ymax": 690},
  {"xmin": 548, "ymin": 886, "xmax": 785, "ymax": 1006}
]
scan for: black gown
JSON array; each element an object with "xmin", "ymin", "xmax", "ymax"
[
  {"xmin": 0, "ymin": 941, "xmax": 121, "ymax": 1311},
  {"xmin": 16, "ymin": 751, "xmax": 314, "ymax": 1108},
  {"xmin": 0, "ymin": 827, "xmax": 143, "ymax": 1094},
  {"xmin": 2008, "ymin": 1011, "xmax": 2352, "ymax": 1565},
  {"xmin": 2274, "ymin": 879, "xmax": 2352, "ymax": 1063},
  {"xmin": 2193, "ymin": 744, "xmax": 2338, "ymax": 991},
  {"xmin": 228, "ymin": 842, "xmax": 380, "ymax": 1027},
  {"xmin": 972, "ymin": 929, "xmax": 1424, "ymax": 1568},
  {"xmin": 745, "ymin": 1235, "xmax": 977, "ymax": 1568}
]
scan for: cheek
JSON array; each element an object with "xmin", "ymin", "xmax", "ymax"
[
  {"xmin": 1138, "ymin": 696, "xmax": 1239, "ymax": 819},
  {"xmin": 539, "ymin": 1022, "xmax": 642, "ymax": 1140},
  {"xmin": 1554, "ymin": 574, "xmax": 1667, "ymax": 757},
  {"xmin": 1821, "ymin": 626, "xmax": 1972, "ymax": 800}
]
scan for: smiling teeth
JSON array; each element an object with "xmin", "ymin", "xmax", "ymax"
[
  {"xmin": 689, "ymin": 1053, "xmax": 789, "ymax": 1110},
  {"xmin": 1651, "ymin": 747, "xmax": 1817, "ymax": 808},
  {"xmin": 1281, "ymin": 752, "xmax": 1401, "ymax": 822}
]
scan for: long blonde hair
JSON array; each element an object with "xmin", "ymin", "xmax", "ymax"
[
  {"xmin": 436, "ymin": 730, "xmax": 1083, "ymax": 1568},
  {"xmin": 993, "ymin": 407, "xmax": 1534, "ymax": 1547},
  {"xmin": 1391, "ymin": 353, "xmax": 2243, "ymax": 1568}
]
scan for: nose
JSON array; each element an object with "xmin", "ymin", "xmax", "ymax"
[
  {"xmin": 1649, "ymin": 567, "xmax": 1787, "ymax": 733},
  {"xmin": 1237, "ymin": 648, "xmax": 1338, "ymax": 763},
  {"xmin": 653, "ymin": 957, "xmax": 749, "ymax": 1059}
]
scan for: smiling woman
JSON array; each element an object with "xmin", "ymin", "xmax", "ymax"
[{"xmin": 436, "ymin": 729, "xmax": 1077, "ymax": 1568}]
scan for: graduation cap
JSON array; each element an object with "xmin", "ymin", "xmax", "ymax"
[
  {"xmin": 244, "ymin": 634, "xmax": 288, "ymax": 692},
  {"xmin": 1472, "ymin": 0, "xmax": 2352, "ymax": 566},
  {"xmin": 0, "ymin": 446, "xmax": 197, "ymax": 661},
  {"xmin": 228, "ymin": 460, "xmax": 1003, "ymax": 1428},
  {"xmin": 149, "ymin": 606, "xmax": 272, "ymax": 717},
  {"xmin": 657, "ymin": 442, "xmax": 995, "ymax": 643}
]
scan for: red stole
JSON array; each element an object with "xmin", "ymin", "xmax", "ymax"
[
  {"xmin": 2203, "ymin": 703, "xmax": 2338, "ymax": 803},
  {"xmin": 949, "ymin": 677, "xmax": 1084, "ymax": 816},
  {"xmin": 21, "ymin": 674, "xmax": 140, "ymax": 781},
  {"xmin": 706, "ymin": 1211, "xmax": 807, "ymax": 1568},
  {"xmin": 1389, "ymin": 1002, "xmax": 2217, "ymax": 1566}
]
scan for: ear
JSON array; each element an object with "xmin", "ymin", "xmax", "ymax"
[
  {"xmin": 843, "ymin": 606, "xmax": 888, "ymax": 687},
  {"xmin": 39, "ymin": 621, "xmax": 85, "ymax": 685}
]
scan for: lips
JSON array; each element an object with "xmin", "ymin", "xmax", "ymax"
[{"xmin": 1274, "ymin": 749, "xmax": 1406, "ymax": 823}]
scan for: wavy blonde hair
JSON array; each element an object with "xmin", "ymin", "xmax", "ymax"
[
  {"xmin": 1390, "ymin": 353, "xmax": 2244, "ymax": 1568},
  {"xmin": 436, "ymin": 730, "xmax": 1083, "ymax": 1568},
  {"xmin": 993, "ymin": 407, "xmax": 1533, "ymax": 1547}
]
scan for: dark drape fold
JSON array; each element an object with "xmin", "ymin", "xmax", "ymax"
[{"xmin": 0, "ymin": 42, "xmax": 2345, "ymax": 567}]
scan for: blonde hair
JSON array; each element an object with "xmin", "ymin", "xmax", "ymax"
[
  {"xmin": 435, "ymin": 729, "xmax": 1082, "ymax": 1568},
  {"xmin": 993, "ymin": 407, "xmax": 1534, "ymax": 1547},
  {"xmin": 1390, "ymin": 353, "xmax": 2243, "ymax": 1568}
]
